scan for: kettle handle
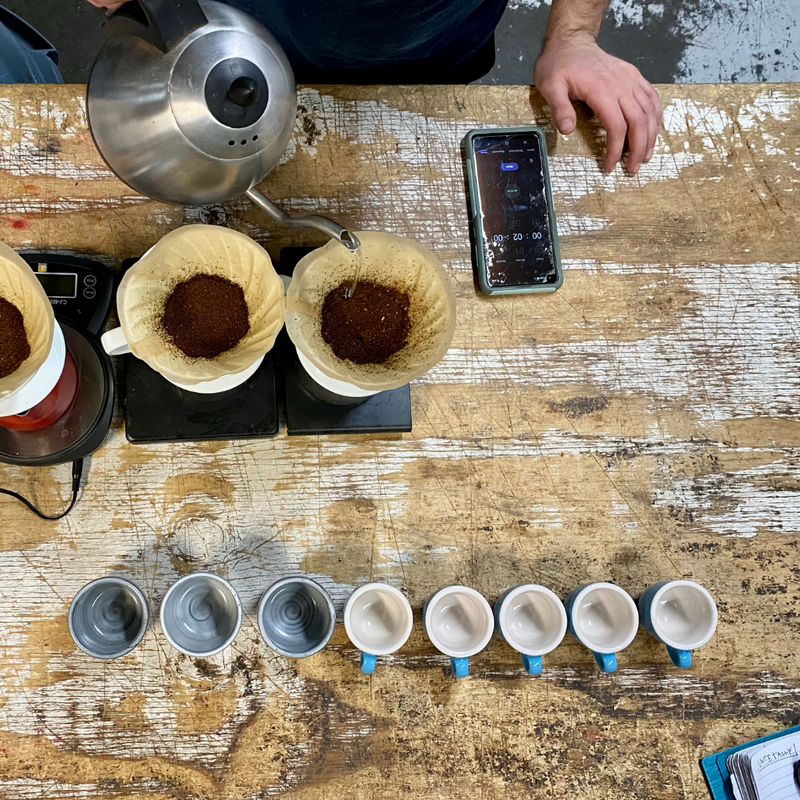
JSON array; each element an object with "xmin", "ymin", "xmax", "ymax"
[{"xmin": 105, "ymin": 0, "xmax": 207, "ymax": 53}]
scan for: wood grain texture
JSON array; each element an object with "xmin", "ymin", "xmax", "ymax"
[{"xmin": 0, "ymin": 83, "xmax": 798, "ymax": 800}]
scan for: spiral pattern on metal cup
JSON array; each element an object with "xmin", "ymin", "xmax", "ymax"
[
  {"xmin": 258, "ymin": 578, "xmax": 335, "ymax": 658},
  {"xmin": 97, "ymin": 592, "xmax": 137, "ymax": 632},
  {"xmin": 275, "ymin": 594, "xmax": 315, "ymax": 637}
]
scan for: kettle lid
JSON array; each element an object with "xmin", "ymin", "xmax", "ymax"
[
  {"xmin": 167, "ymin": 14, "xmax": 293, "ymax": 159},
  {"xmin": 98, "ymin": 0, "xmax": 293, "ymax": 151}
]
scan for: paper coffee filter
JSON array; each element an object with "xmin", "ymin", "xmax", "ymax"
[
  {"xmin": 0, "ymin": 241, "xmax": 55, "ymax": 398},
  {"xmin": 286, "ymin": 232, "xmax": 456, "ymax": 391},
  {"xmin": 117, "ymin": 225, "xmax": 285, "ymax": 385}
]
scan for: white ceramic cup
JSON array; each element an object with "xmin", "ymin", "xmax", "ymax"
[
  {"xmin": 344, "ymin": 583, "xmax": 414, "ymax": 673},
  {"xmin": 296, "ymin": 349, "xmax": 380, "ymax": 399},
  {"xmin": 566, "ymin": 582, "xmax": 639, "ymax": 673},
  {"xmin": 423, "ymin": 586, "xmax": 494, "ymax": 678},
  {"xmin": 638, "ymin": 580, "xmax": 717, "ymax": 668},
  {"xmin": 494, "ymin": 584, "xmax": 567, "ymax": 675},
  {"xmin": 101, "ymin": 327, "xmax": 264, "ymax": 394}
]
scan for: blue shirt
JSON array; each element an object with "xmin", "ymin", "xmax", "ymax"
[{"xmin": 226, "ymin": 0, "xmax": 507, "ymax": 71}]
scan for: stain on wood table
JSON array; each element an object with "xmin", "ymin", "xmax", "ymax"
[{"xmin": 0, "ymin": 83, "xmax": 798, "ymax": 800}]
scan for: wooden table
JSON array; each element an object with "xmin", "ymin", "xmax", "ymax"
[{"xmin": 0, "ymin": 82, "xmax": 798, "ymax": 800}]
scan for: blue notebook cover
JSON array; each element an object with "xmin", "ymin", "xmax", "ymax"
[{"xmin": 701, "ymin": 725, "xmax": 800, "ymax": 800}]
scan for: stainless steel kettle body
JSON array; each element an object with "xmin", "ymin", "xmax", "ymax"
[{"xmin": 87, "ymin": 0, "xmax": 359, "ymax": 250}]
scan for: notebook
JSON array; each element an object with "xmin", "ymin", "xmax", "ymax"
[{"xmin": 702, "ymin": 726, "xmax": 800, "ymax": 800}]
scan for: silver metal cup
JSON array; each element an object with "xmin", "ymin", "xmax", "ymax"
[
  {"xmin": 258, "ymin": 576, "xmax": 335, "ymax": 658},
  {"xmin": 160, "ymin": 572, "xmax": 242, "ymax": 657},
  {"xmin": 68, "ymin": 577, "xmax": 149, "ymax": 659}
]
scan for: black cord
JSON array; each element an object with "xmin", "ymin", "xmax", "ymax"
[{"xmin": 0, "ymin": 459, "xmax": 83, "ymax": 520}]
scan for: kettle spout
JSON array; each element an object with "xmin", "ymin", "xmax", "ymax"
[{"xmin": 245, "ymin": 189, "xmax": 360, "ymax": 253}]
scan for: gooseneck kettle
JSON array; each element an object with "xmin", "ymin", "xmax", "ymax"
[{"xmin": 87, "ymin": 0, "xmax": 359, "ymax": 251}]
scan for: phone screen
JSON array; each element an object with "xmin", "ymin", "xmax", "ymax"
[{"xmin": 471, "ymin": 132, "xmax": 558, "ymax": 287}]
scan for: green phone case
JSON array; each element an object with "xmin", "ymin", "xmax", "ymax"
[{"xmin": 463, "ymin": 127, "xmax": 562, "ymax": 295}]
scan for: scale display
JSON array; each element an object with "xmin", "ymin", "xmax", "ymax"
[
  {"xmin": 34, "ymin": 271, "xmax": 78, "ymax": 299},
  {"xmin": 21, "ymin": 254, "xmax": 114, "ymax": 336}
]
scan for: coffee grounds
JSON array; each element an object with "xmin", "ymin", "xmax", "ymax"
[
  {"xmin": 0, "ymin": 296, "xmax": 31, "ymax": 379},
  {"xmin": 321, "ymin": 280, "xmax": 410, "ymax": 365},
  {"xmin": 161, "ymin": 274, "xmax": 250, "ymax": 359}
]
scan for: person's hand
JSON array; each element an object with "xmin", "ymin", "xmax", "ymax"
[
  {"xmin": 534, "ymin": 31, "xmax": 662, "ymax": 174},
  {"xmin": 86, "ymin": 0, "xmax": 128, "ymax": 8}
]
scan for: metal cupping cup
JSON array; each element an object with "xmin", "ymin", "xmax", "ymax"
[
  {"xmin": 160, "ymin": 573, "xmax": 242, "ymax": 657},
  {"xmin": 68, "ymin": 577, "xmax": 149, "ymax": 659},
  {"xmin": 258, "ymin": 577, "xmax": 335, "ymax": 658}
]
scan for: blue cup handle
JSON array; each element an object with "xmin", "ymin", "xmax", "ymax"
[
  {"xmin": 360, "ymin": 652, "xmax": 377, "ymax": 674},
  {"xmin": 594, "ymin": 652, "xmax": 617, "ymax": 673},
  {"xmin": 451, "ymin": 657, "xmax": 469, "ymax": 678},
  {"xmin": 666, "ymin": 646, "xmax": 692, "ymax": 669},
  {"xmin": 521, "ymin": 653, "xmax": 542, "ymax": 675}
]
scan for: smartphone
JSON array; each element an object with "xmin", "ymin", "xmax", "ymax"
[{"xmin": 463, "ymin": 127, "xmax": 562, "ymax": 295}]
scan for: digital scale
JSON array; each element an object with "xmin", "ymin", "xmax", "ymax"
[
  {"xmin": 122, "ymin": 248, "xmax": 412, "ymax": 443},
  {"xmin": 0, "ymin": 254, "xmax": 115, "ymax": 466}
]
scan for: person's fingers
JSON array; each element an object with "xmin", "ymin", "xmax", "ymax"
[
  {"xmin": 642, "ymin": 81, "xmax": 662, "ymax": 121},
  {"xmin": 634, "ymin": 86, "xmax": 658, "ymax": 162},
  {"xmin": 587, "ymin": 97, "xmax": 627, "ymax": 172},
  {"xmin": 620, "ymin": 97, "xmax": 648, "ymax": 174},
  {"xmin": 642, "ymin": 82, "xmax": 662, "ymax": 160},
  {"xmin": 538, "ymin": 77, "xmax": 577, "ymax": 135}
]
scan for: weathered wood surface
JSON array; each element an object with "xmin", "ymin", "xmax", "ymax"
[{"xmin": 0, "ymin": 83, "xmax": 798, "ymax": 800}]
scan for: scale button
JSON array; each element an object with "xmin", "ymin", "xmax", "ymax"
[
  {"xmin": 83, "ymin": 287, "xmax": 96, "ymax": 299},
  {"xmin": 84, "ymin": 274, "xmax": 97, "ymax": 287}
]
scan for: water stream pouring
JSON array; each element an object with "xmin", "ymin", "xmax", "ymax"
[{"xmin": 87, "ymin": 0, "xmax": 360, "ymax": 252}]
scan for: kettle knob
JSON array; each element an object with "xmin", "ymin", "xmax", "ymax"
[
  {"xmin": 228, "ymin": 77, "xmax": 259, "ymax": 108},
  {"xmin": 205, "ymin": 57, "xmax": 269, "ymax": 128}
]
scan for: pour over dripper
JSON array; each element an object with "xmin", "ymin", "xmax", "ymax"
[
  {"xmin": 0, "ymin": 241, "xmax": 55, "ymax": 402},
  {"xmin": 285, "ymin": 232, "xmax": 457, "ymax": 392},
  {"xmin": 103, "ymin": 225, "xmax": 285, "ymax": 388}
]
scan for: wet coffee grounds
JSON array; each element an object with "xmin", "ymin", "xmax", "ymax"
[
  {"xmin": 161, "ymin": 274, "xmax": 249, "ymax": 359},
  {"xmin": 321, "ymin": 280, "xmax": 410, "ymax": 365},
  {"xmin": 0, "ymin": 296, "xmax": 31, "ymax": 379}
]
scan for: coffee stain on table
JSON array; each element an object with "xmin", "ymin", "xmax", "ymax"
[{"xmin": 547, "ymin": 395, "xmax": 610, "ymax": 418}]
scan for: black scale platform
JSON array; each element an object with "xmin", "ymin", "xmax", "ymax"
[{"xmin": 123, "ymin": 248, "xmax": 411, "ymax": 443}]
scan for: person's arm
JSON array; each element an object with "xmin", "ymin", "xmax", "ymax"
[{"xmin": 533, "ymin": 0, "xmax": 662, "ymax": 174}]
